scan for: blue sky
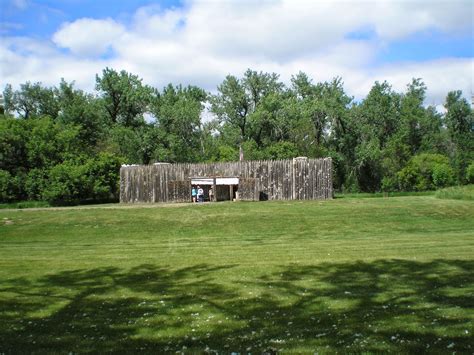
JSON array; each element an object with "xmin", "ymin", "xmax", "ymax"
[
  {"xmin": 0, "ymin": 0, "xmax": 473, "ymax": 105},
  {"xmin": 1, "ymin": 0, "xmax": 181, "ymax": 36},
  {"xmin": 346, "ymin": 28, "xmax": 473, "ymax": 63}
]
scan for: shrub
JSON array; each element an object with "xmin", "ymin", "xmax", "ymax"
[
  {"xmin": 466, "ymin": 162, "xmax": 474, "ymax": 184},
  {"xmin": 397, "ymin": 153, "xmax": 454, "ymax": 191},
  {"xmin": 381, "ymin": 176, "xmax": 399, "ymax": 192},
  {"xmin": 24, "ymin": 168, "xmax": 48, "ymax": 200},
  {"xmin": 42, "ymin": 162, "xmax": 89, "ymax": 205},
  {"xmin": 0, "ymin": 170, "xmax": 13, "ymax": 202},
  {"xmin": 41, "ymin": 154, "xmax": 122, "ymax": 205},
  {"xmin": 85, "ymin": 153, "xmax": 122, "ymax": 200},
  {"xmin": 432, "ymin": 163, "xmax": 455, "ymax": 188}
]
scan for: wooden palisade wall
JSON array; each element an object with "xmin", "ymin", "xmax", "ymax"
[{"xmin": 120, "ymin": 157, "xmax": 333, "ymax": 203}]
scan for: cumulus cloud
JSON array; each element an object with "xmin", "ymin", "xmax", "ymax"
[
  {"xmin": 368, "ymin": 0, "xmax": 473, "ymax": 39},
  {"xmin": 52, "ymin": 18, "xmax": 125, "ymax": 57},
  {"xmin": 346, "ymin": 57, "xmax": 473, "ymax": 104},
  {"xmin": 1, "ymin": 0, "xmax": 472, "ymax": 106}
]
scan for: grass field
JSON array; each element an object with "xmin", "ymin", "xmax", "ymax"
[
  {"xmin": 1, "ymin": 196, "xmax": 473, "ymax": 353},
  {"xmin": 436, "ymin": 184, "xmax": 474, "ymax": 201}
]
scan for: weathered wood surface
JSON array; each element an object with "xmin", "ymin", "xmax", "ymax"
[{"xmin": 120, "ymin": 158, "xmax": 333, "ymax": 203}]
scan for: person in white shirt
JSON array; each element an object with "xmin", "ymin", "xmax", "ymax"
[{"xmin": 197, "ymin": 186, "xmax": 204, "ymax": 203}]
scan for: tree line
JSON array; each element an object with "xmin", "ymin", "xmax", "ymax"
[{"xmin": 1, "ymin": 68, "xmax": 473, "ymax": 204}]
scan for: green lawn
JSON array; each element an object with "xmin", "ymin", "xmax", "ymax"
[{"xmin": 1, "ymin": 196, "xmax": 473, "ymax": 353}]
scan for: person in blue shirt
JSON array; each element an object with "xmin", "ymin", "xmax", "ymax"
[{"xmin": 191, "ymin": 186, "xmax": 197, "ymax": 203}]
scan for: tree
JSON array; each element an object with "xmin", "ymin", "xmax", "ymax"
[
  {"xmin": 444, "ymin": 91, "xmax": 474, "ymax": 183},
  {"xmin": 352, "ymin": 81, "xmax": 401, "ymax": 191},
  {"xmin": 0, "ymin": 117, "xmax": 29, "ymax": 174},
  {"xmin": 96, "ymin": 68, "xmax": 154, "ymax": 127},
  {"xmin": 152, "ymin": 84, "xmax": 207, "ymax": 162},
  {"xmin": 248, "ymin": 90, "xmax": 293, "ymax": 147},
  {"xmin": 10, "ymin": 82, "xmax": 59, "ymax": 119},
  {"xmin": 399, "ymin": 78, "xmax": 427, "ymax": 155},
  {"xmin": 211, "ymin": 69, "xmax": 283, "ymax": 160},
  {"xmin": 289, "ymin": 73, "xmax": 352, "ymax": 155},
  {"xmin": 104, "ymin": 125, "xmax": 145, "ymax": 164},
  {"xmin": 2, "ymin": 84, "xmax": 14, "ymax": 115},
  {"xmin": 25, "ymin": 117, "xmax": 81, "ymax": 169},
  {"xmin": 55, "ymin": 79, "xmax": 106, "ymax": 149}
]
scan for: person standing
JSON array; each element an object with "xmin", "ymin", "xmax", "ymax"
[
  {"xmin": 197, "ymin": 186, "xmax": 204, "ymax": 203},
  {"xmin": 208, "ymin": 187, "xmax": 214, "ymax": 202},
  {"xmin": 191, "ymin": 186, "xmax": 197, "ymax": 203}
]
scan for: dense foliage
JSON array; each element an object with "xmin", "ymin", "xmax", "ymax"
[{"xmin": 1, "ymin": 68, "xmax": 472, "ymax": 203}]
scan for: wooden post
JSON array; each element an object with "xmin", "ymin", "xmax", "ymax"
[
  {"xmin": 230, "ymin": 184, "xmax": 234, "ymax": 201},
  {"xmin": 213, "ymin": 177, "xmax": 216, "ymax": 202}
]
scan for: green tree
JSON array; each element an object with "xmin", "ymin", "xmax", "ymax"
[
  {"xmin": 105, "ymin": 125, "xmax": 144, "ymax": 164},
  {"xmin": 211, "ymin": 69, "xmax": 283, "ymax": 160},
  {"xmin": 56, "ymin": 79, "xmax": 106, "ymax": 149},
  {"xmin": 399, "ymin": 78, "xmax": 427, "ymax": 155},
  {"xmin": 152, "ymin": 84, "xmax": 207, "ymax": 162},
  {"xmin": 10, "ymin": 82, "xmax": 60, "ymax": 119},
  {"xmin": 25, "ymin": 117, "xmax": 81, "ymax": 169},
  {"xmin": 0, "ymin": 117, "xmax": 29, "ymax": 174},
  {"xmin": 2, "ymin": 84, "xmax": 14, "ymax": 115},
  {"xmin": 289, "ymin": 73, "xmax": 352, "ymax": 189},
  {"xmin": 444, "ymin": 90, "xmax": 473, "ymax": 183},
  {"xmin": 350, "ymin": 81, "xmax": 401, "ymax": 191},
  {"xmin": 96, "ymin": 68, "xmax": 154, "ymax": 127}
]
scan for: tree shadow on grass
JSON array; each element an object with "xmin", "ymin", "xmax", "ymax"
[{"xmin": 0, "ymin": 260, "xmax": 472, "ymax": 353}]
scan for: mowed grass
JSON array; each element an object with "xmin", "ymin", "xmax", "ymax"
[{"xmin": 0, "ymin": 197, "xmax": 473, "ymax": 353}]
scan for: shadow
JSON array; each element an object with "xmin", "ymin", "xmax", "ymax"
[
  {"xmin": 0, "ymin": 260, "xmax": 472, "ymax": 353},
  {"xmin": 259, "ymin": 192, "xmax": 269, "ymax": 201}
]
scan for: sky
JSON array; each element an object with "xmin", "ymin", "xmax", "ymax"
[{"xmin": 1, "ymin": 0, "xmax": 473, "ymax": 107}]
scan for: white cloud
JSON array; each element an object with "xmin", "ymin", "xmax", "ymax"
[
  {"xmin": 52, "ymin": 18, "xmax": 125, "ymax": 57},
  {"xmin": 369, "ymin": 0, "xmax": 473, "ymax": 39},
  {"xmin": 345, "ymin": 57, "xmax": 474, "ymax": 104},
  {"xmin": 1, "ymin": 0, "xmax": 472, "ymax": 107},
  {"xmin": 0, "ymin": 37, "xmax": 107, "ymax": 91}
]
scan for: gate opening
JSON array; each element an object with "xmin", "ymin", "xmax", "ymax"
[{"xmin": 190, "ymin": 177, "xmax": 239, "ymax": 202}]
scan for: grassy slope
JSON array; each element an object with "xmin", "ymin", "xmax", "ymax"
[{"xmin": 0, "ymin": 197, "xmax": 473, "ymax": 353}]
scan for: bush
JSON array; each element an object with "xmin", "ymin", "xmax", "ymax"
[
  {"xmin": 0, "ymin": 170, "xmax": 13, "ymax": 202},
  {"xmin": 42, "ymin": 162, "xmax": 89, "ymax": 204},
  {"xmin": 381, "ymin": 176, "xmax": 399, "ymax": 192},
  {"xmin": 432, "ymin": 163, "xmax": 455, "ymax": 188},
  {"xmin": 24, "ymin": 168, "xmax": 48, "ymax": 200},
  {"xmin": 41, "ymin": 154, "xmax": 122, "ymax": 205},
  {"xmin": 466, "ymin": 162, "xmax": 474, "ymax": 184},
  {"xmin": 397, "ymin": 153, "xmax": 454, "ymax": 191},
  {"xmin": 85, "ymin": 153, "xmax": 122, "ymax": 200}
]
